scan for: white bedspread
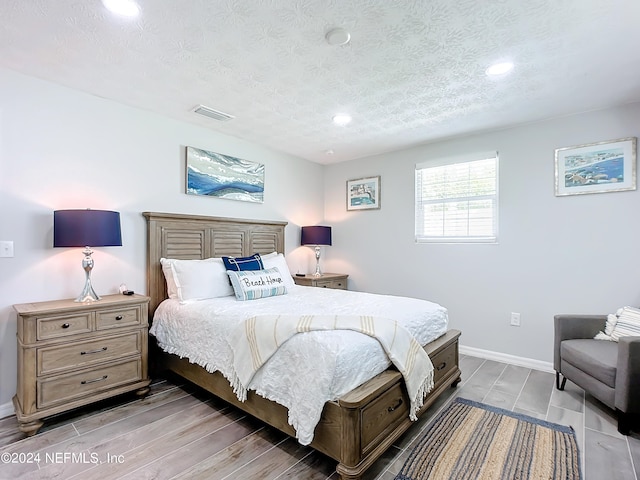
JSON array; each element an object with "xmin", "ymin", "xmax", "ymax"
[{"xmin": 150, "ymin": 285, "xmax": 448, "ymax": 445}]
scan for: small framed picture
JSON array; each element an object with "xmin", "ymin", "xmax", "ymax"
[
  {"xmin": 347, "ymin": 176, "xmax": 381, "ymax": 211},
  {"xmin": 554, "ymin": 137, "xmax": 636, "ymax": 196}
]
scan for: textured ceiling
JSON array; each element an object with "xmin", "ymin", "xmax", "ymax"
[{"xmin": 1, "ymin": 0, "xmax": 639, "ymax": 164}]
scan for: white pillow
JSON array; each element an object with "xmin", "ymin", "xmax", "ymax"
[
  {"xmin": 261, "ymin": 253, "xmax": 295, "ymax": 289},
  {"xmin": 160, "ymin": 258, "xmax": 179, "ymax": 298},
  {"xmin": 610, "ymin": 306, "xmax": 640, "ymax": 341},
  {"xmin": 160, "ymin": 258, "xmax": 233, "ymax": 302},
  {"xmin": 595, "ymin": 307, "xmax": 640, "ymax": 341},
  {"xmin": 227, "ymin": 267, "xmax": 287, "ymax": 301}
]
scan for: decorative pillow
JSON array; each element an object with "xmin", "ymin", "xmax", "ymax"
[
  {"xmin": 160, "ymin": 257, "xmax": 234, "ymax": 302},
  {"xmin": 227, "ymin": 267, "xmax": 287, "ymax": 301},
  {"xmin": 261, "ymin": 253, "xmax": 295, "ymax": 289},
  {"xmin": 605, "ymin": 311, "xmax": 620, "ymax": 335},
  {"xmin": 595, "ymin": 306, "xmax": 640, "ymax": 341},
  {"xmin": 222, "ymin": 254, "xmax": 264, "ymax": 271},
  {"xmin": 610, "ymin": 306, "xmax": 640, "ymax": 341}
]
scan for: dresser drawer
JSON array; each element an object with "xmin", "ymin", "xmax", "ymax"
[
  {"xmin": 431, "ymin": 340, "xmax": 457, "ymax": 386},
  {"xmin": 37, "ymin": 332, "xmax": 142, "ymax": 376},
  {"xmin": 96, "ymin": 306, "xmax": 141, "ymax": 330},
  {"xmin": 37, "ymin": 358, "xmax": 142, "ymax": 409},
  {"xmin": 315, "ymin": 279, "xmax": 346, "ymax": 289},
  {"xmin": 361, "ymin": 381, "xmax": 408, "ymax": 454},
  {"xmin": 37, "ymin": 313, "xmax": 92, "ymax": 341}
]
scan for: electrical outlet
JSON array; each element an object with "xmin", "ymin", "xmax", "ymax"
[
  {"xmin": 510, "ymin": 312, "xmax": 521, "ymax": 326},
  {"xmin": 0, "ymin": 241, "xmax": 13, "ymax": 258}
]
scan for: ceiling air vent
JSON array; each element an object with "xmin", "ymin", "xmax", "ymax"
[{"xmin": 192, "ymin": 105, "xmax": 235, "ymax": 122}]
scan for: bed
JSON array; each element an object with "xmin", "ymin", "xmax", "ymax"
[{"xmin": 144, "ymin": 211, "xmax": 461, "ymax": 480}]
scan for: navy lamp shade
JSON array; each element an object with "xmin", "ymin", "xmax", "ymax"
[
  {"xmin": 300, "ymin": 225, "xmax": 332, "ymax": 276},
  {"xmin": 53, "ymin": 209, "xmax": 122, "ymax": 302}
]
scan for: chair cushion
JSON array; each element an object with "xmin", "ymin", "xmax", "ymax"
[{"xmin": 561, "ymin": 339, "xmax": 618, "ymax": 388}]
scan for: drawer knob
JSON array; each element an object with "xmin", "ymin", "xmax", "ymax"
[
  {"xmin": 387, "ymin": 398, "xmax": 403, "ymax": 412},
  {"xmin": 115, "ymin": 315, "xmax": 123, "ymax": 321},
  {"xmin": 81, "ymin": 375, "xmax": 108, "ymax": 385},
  {"xmin": 81, "ymin": 347, "xmax": 108, "ymax": 355},
  {"xmin": 437, "ymin": 362, "xmax": 447, "ymax": 371},
  {"xmin": 61, "ymin": 323, "xmax": 70, "ymax": 329}
]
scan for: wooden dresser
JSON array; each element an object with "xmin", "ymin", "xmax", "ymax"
[
  {"xmin": 13, "ymin": 294, "xmax": 151, "ymax": 435},
  {"xmin": 293, "ymin": 273, "xmax": 348, "ymax": 290}
]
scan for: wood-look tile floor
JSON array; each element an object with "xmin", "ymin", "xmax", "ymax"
[{"xmin": 1, "ymin": 355, "xmax": 638, "ymax": 480}]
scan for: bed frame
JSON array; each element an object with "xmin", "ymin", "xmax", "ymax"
[{"xmin": 144, "ymin": 211, "xmax": 461, "ymax": 480}]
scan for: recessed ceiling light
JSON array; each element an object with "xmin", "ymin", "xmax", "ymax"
[
  {"xmin": 325, "ymin": 28, "xmax": 351, "ymax": 46},
  {"xmin": 102, "ymin": 0, "xmax": 140, "ymax": 17},
  {"xmin": 325, "ymin": 149, "xmax": 335, "ymax": 155},
  {"xmin": 332, "ymin": 114, "xmax": 352, "ymax": 126},
  {"xmin": 485, "ymin": 62, "xmax": 514, "ymax": 76}
]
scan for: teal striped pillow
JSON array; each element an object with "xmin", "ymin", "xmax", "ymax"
[
  {"xmin": 227, "ymin": 267, "xmax": 287, "ymax": 301},
  {"xmin": 610, "ymin": 306, "xmax": 640, "ymax": 341}
]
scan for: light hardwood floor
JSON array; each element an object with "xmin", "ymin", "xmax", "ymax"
[{"xmin": 1, "ymin": 355, "xmax": 638, "ymax": 480}]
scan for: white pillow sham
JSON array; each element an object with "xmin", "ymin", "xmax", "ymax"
[
  {"xmin": 261, "ymin": 253, "xmax": 295, "ymax": 289},
  {"xmin": 160, "ymin": 257, "xmax": 234, "ymax": 302},
  {"xmin": 160, "ymin": 258, "xmax": 179, "ymax": 299}
]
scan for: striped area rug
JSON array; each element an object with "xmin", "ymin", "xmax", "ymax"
[{"xmin": 395, "ymin": 397, "xmax": 581, "ymax": 480}]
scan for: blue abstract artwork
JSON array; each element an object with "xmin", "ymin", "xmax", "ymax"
[{"xmin": 186, "ymin": 146, "xmax": 264, "ymax": 203}]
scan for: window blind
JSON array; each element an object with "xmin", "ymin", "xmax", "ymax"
[{"xmin": 415, "ymin": 153, "xmax": 498, "ymax": 243}]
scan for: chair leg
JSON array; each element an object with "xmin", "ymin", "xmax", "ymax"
[
  {"xmin": 555, "ymin": 371, "xmax": 567, "ymax": 391},
  {"xmin": 617, "ymin": 410, "xmax": 632, "ymax": 435}
]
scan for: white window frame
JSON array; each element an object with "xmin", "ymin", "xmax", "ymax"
[{"xmin": 415, "ymin": 152, "xmax": 499, "ymax": 244}]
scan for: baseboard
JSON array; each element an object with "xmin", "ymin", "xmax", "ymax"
[
  {"xmin": 0, "ymin": 400, "xmax": 14, "ymax": 420},
  {"xmin": 459, "ymin": 344, "xmax": 554, "ymax": 373}
]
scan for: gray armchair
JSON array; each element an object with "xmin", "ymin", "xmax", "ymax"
[{"xmin": 554, "ymin": 314, "xmax": 640, "ymax": 435}]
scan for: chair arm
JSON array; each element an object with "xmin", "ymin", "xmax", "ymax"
[
  {"xmin": 615, "ymin": 336, "xmax": 640, "ymax": 413},
  {"xmin": 554, "ymin": 314, "xmax": 607, "ymax": 371}
]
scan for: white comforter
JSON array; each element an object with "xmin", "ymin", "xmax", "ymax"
[{"xmin": 149, "ymin": 285, "xmax": 448, "ymax": 445}]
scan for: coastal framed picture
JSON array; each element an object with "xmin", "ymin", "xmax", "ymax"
[
  {"xmin": 347, "ymin": 175, "xmax": 381, "ymax": 210},
  {"xmin": 554, "ymin": 137, "xmax": 636, "ymax": 196},
  {"xmin": 186, "ymin": 146, "xmax": 264, "ymax": 203}
]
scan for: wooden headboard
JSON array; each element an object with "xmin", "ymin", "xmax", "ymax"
[{"xmin": 143, "ymin": 212, "xmax": 287, "ymax": 317}]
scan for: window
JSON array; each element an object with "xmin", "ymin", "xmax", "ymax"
[{"xmin": 415, "ymin": 152, "xmax": 498, "ymax": 243}]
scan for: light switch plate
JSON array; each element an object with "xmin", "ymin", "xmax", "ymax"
[{"xmin": 0, "ymin": 241, "xmax": 14, "ymax": 258}]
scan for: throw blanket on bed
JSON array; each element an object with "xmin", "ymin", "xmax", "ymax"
[{"xmin": 229, "ymin": 314, "xmax": 435, "ymax": 421}]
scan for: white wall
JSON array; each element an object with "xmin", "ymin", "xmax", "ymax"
[
  {"xmin": 2, "ymin": 66, "xmax": 638, "ymax": 414},
  {"xmin": 323, "ymin": 103, "xmax": 640, "ymax": 363},
  {"xmin": 0, "ymin": 68, "xmax": 324, "ymax": 409}
]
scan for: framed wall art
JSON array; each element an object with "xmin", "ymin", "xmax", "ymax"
[
  {"xmin": 347, "ymin": 175, "xmax": 381, "ymax": 210},
  {"xmin": 186, "ymin": 146, "xmax": 264, "ymax": 203},
  {"xmin": 554, "ymin": 137, "xmax": 636, "ymax": 196}
]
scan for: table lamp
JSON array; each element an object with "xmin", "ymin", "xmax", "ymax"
[
  {"xmin": 301, "ymin": 225, "xmax": 332, "ymax": 277},
  {"xmin": 53, "ymin": 209, "xmax": 122, "ymax": 302}
]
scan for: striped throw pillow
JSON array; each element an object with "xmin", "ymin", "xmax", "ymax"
[
  {"xmin": 227, "ymin": 267, "xmax": 287, "ymax": 301},
  {"xmin": 610, "ymin": 306, "xmax": 640, "ymax": 341}
]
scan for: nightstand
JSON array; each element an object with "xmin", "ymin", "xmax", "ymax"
[
  {"xmin": 13, "ymin": 294, "xmax": 151, "ymax": 436},
  {"xmin": 293, "ymin": 273, "xmax": 348, "ymax": 290}
]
